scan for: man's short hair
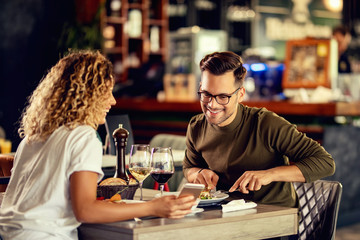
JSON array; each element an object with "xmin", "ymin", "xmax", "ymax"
[{"xmin": 199, "ymin": 51, "xmax": 247, "ymax": 87}]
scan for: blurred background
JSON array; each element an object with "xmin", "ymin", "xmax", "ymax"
[
  {"xmin": 2, "ymin": 0, "xmax": 360, "ymax": 147},
  {"xmin": 1, "ymin": 0, "xmax": 360, "ymax": 232}
]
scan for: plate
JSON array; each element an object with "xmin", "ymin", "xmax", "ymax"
[
  {"xmin": 155, "ymin": 191, "xmax": 229, "ymax": 206},
  {"xmin": 154, "ymin": 192, "xmax": 180, "ymax": 198},
  {"xmin": 186, "ymin": 207, "xmax": 204, "ymax": 216},
  {"xmin": 198, "ymin": 193, "xmax": 229, "ymax": 207}
]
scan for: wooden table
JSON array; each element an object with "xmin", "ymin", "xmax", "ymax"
[{"xmin": 78, "ymin": 189, "xmax": 298, "ymax": 240}]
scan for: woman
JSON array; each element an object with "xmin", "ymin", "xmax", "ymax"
[{"xmin": 0, "ymin": 51, "xmax": 195, "ymax": 240}]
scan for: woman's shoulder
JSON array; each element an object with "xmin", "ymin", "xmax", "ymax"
[{"xmin": 52, "ymin": 125, "xmax": 98, "ymax": 142}]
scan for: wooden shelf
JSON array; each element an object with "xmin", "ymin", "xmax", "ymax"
[
  {"xmin": 128, "ymin": 3, "xmax": 143, "ymax": 9},
  {"xmin": 104, "ymin": 16, "xmax": 126, "ymax": 24},
  {"xmin": 104, "ymin": 47, "xmax": 126, "ymax": 54},
  {"xmin": 147, "ymin": 19, "xmax": 167, "ymax": 26},
  {"xmin": 149, "ymin": 48, "xmax": 166, "ymax": 55},
  {"xmin": 102, "ymin": 0, "xmax": 168, "ymax": 83},
  {"xmin": 113, "ymin": 98, "xmax": 360, "ymax": 117}
]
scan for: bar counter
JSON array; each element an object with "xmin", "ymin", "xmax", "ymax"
[
  {"xmin": 108, "ymin": 98, "xmax": 360, "ymax": 144},
  {"xmin": 78, "ymin": 189, "xmax": 298, "ymax": 240},
  {"xmin": 114, "ymin": 98, "xmax": 360, "ymax": 116}
]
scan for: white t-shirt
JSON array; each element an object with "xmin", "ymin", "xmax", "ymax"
[{"xmin": 0, "ymin": 125, "xmax": 104, "ymax": 240}]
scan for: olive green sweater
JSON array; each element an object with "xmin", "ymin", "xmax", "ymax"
[{"xmin": 183, "ymin": 104, "xmax": 335, "ymax": 207}]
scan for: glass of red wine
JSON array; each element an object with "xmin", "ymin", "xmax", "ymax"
[{"xmin": 150, "ymin": 147, "xmax": 175, "ymax": 196}]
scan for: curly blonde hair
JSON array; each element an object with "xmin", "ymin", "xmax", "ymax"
[{"xmin": 19, "ymin": 50, "xmax": 114, "ymax": 142}]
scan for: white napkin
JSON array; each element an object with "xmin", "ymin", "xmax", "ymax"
[{"xmin": 221, "ymin": 199, "xmax": 257, "ymax": 213}]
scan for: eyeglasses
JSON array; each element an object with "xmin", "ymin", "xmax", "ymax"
[{"xmin": 197, "ymin": 87, "xmax": 241, "ymax": 105}]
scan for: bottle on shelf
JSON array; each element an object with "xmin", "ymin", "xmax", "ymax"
[
  {"xmin": 150, "ymin": 26, "xmax": 160, "ymax": 52},
  {"xmin": 128, "ymin": 9, "xmax": 142, "ymax": 38},
  {"xmin": 110, "ymin": 0, "xmax": 122, "ymax": 17}
]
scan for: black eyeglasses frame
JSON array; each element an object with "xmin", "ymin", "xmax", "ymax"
[{"xmin": 197, "ymin": 87, "xmax": 241, "ymax": 105}]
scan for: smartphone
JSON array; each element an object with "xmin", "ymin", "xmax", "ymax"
[{"xmin": 178, "ymin": 183, "xmax": 205, "ymax": 199}]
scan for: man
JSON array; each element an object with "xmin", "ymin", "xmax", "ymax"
[
  {"xmin": 183, "ymin": 51, "xmax": 335, "ymax": 207},
  {"xmin": 333, "ymin": 25, "xmax": 352, "ymax": 73}
]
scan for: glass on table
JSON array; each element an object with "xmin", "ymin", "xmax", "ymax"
[
  {"xmin": 128, "ymin": 144, "xmax": 152, "ymax": 201},
  {"xmin": 150, "ymin": 147, "xmax": 175, "ymax": 196},
  {"xmin": 0, "ymin": 139, "xmax": 12, "ymax": 154}
]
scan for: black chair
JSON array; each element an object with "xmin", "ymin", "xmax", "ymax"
[
  {"xmin": 149, "ymin": 133, "xmax": 186, "ymax": 150},
  {"xmin": 0, "ymin": 176, "xmax": 10, "ymax": 185},
  {"xmin": 294, "ymin": 180, "xmax": 342, "ymax": 240},
  {"xmin": 0, "ymin": 154, "xmax": 14, "ymax": 192},
  {"xmin": 105, "ymin": 114, "xmax": 134, "ymax": 155}
]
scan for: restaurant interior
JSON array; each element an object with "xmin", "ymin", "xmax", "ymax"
[{"xmin": 1, "ymin": 0, "xmax": 360, "ymax": 239}]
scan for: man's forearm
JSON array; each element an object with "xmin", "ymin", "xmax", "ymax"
[{"xmin": 269, "ymin": 165, "xmax": 306, "ymax": 182}]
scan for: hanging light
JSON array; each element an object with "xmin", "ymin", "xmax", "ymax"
[
  {"xmin": 227, "ymin": 5, "xmax": 255, "ymax": 22},
  {"xmin": 323, "ymin": 0, "xmax": 343, "ymax": 12}
]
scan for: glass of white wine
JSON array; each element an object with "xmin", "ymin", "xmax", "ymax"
[{"xmin": 128, "ymin": 144, "xmax": 151, "ymax": 201}]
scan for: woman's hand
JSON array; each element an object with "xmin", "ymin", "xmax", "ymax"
[{"xmin": 148, "ymin": 195, "xmax": 196, "ymax": 218}]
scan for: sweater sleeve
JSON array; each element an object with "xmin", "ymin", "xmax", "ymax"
[
  {"xmin": 258, "ymin": 111, "xmax": 335, "ymax": 183},
  {"xmin": 183, "ymin": 116, "xmax": 209, "ymax": 176}
]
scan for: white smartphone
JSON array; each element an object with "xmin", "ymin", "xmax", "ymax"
[{"xmin": 178, "ymin": 183, "xmax": 205, "ymax": 199}]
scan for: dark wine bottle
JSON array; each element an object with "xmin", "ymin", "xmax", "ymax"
[{"xmin": 112, "ymin": 124, "xmax": 129, "ymax": 183}]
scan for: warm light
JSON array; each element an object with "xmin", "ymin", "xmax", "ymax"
[{"xmin": 323, "ymin": 0, "xmax": 343, "ymax": 12}]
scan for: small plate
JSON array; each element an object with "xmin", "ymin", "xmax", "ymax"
[
  {"xmin": 154, "ymin": 192, "xmax": 179, "ymax": 198},
  {"xmin": 154, "ymin": 191, "xmax": 229, "ymax": 206},
  {"xmin": 198, "ymin": 193, "xmax": 229, "ymax": 207},
  {"xmin": 186, "ymin": 207, "xmax": 204, "ymax": 216}
]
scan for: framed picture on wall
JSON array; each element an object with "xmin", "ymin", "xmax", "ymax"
[{"xmin": 282, "ymin": 38, "xmax": 338, "ymax": 89}]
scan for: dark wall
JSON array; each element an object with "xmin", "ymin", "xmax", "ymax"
[
  {"xmin": 0, "ymin": 0, "xmax": 74, "ymax": 150},
  {"xmin": 323, "ymin": 126, "xmax": 360, "ymax": 227}
]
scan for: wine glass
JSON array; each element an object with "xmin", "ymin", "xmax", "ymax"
[
  {"xmin": 150, "ymin": 147, "xmax": 175, "ymax": 196},
  {"xmin": 128, "ymin": 144, "xmax": 151, "ymax": 200}
]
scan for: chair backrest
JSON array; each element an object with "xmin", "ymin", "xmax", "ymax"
[
  {"xmin": 0, "ymin": 176, "xmax": 10, "ymax": 185},
  {"xmin": 0, "ymin": 154, "xmax": 14, "ymax": 192},
  {"xmin": 105, "ymin": 114, "xmax": 134, "ymax": 155},
  {"xmin": 294, "ymin": 180, "xmax": 342, "ymax": 240},
  {"xmin": 148, "ymin": 134, "xmax": 187, "ymax": 191},
  {"xmin": 149, "ymin": 134, "xmax": 186, "ymax": 150}
]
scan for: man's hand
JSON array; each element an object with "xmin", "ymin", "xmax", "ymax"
[
  {"xmin": 229, "ymin": 170, "xmax": 273, "ymax": 194},
  {"xmin": 187, "ymin": 168, "xmax": 219, "ymax": 190},
  {"xmin": 229, "ymin": 165, "xmax": 306, "ymax": 194}
]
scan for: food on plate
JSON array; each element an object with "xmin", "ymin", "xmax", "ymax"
[
  {"xmin": 199, "ymin": 188, "xmax": 212, "ymax": 199},
  {"xmin": 99, "ymin": 177, "xmax": 137, "ymax": 186}
]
